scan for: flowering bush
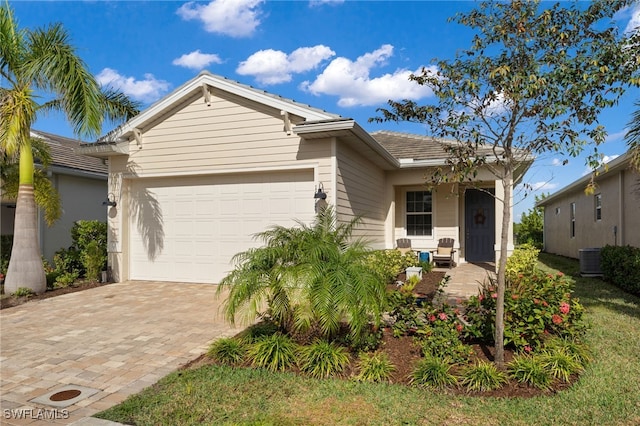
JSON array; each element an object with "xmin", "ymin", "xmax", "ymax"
[
  {"xmin": 365, "ymin": 249, "xmax": 418, "ymax": 284},
  {"xmin": 417, "ymin": 304, "xmax": 473, "ymax": 363},
  {"xmin": 464, "ymin": 270, "xmax": 586, "ymax": 351}
]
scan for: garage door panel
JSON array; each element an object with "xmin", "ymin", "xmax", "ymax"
[{"xmin": 129, "ymin": 170, "xmax": 314, "ymax": 283}]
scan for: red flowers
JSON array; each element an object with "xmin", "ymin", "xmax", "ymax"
[
  {"xmin": 559, "ymin": 302, "xmax": 570, "ymax": 314},
  {"xmin": 552, "ymin": 314, "xmax": 563, "ymax": 325},
  {"xmin": 438, "ymin": 312, "xmax": 448, "ymax": 321}
]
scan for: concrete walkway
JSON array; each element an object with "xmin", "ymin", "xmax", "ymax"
[
  {"xmin": 0, "ymin": 281, "xmax": 239, "ymax": 425},
  {"xmin": 434, "ymin": 262, "xmax": 496, "ymax": 304}
]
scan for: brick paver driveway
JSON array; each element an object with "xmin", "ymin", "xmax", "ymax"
[{"xmin": 0, "ymin": 281, "xmax": 238, "ymax": 425}]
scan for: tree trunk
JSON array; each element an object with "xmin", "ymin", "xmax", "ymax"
[
  {"xmin": 494, "ymin": 175, "xmax": 513, "ymax": 369},
  {"xmin": 4, "ymin": 184, "xmax": 46, "ymax": 295}
]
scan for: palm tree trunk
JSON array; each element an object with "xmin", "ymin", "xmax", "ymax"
[{"xmin": 4, "ymin": 184, "xmax": 46, "ymax": 295}]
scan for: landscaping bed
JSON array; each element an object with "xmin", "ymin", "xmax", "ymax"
[{"xmin": 0, "ymin": 280, "xmax": 111, "ymax": 310}]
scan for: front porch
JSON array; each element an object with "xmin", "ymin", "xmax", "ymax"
[{"xmin": 435, "ymin": 262, "xmax": 495, "ymax": 304}]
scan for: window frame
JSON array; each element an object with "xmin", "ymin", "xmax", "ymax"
[
  {"xmin": 570, "ymin": 202, "xmax": 576, "ymax": 238},
  {"xmin": 405, "ymin": 190, "xmax": 433, "ymax": 237},
  {"xmin": 595, "ymin": 193, "xmax": 602, "ymax": 221}
]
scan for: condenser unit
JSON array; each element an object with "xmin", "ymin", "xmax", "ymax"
[{"xmin": 579, "ymin": 248, "xmax": 602, "ymax": 277}]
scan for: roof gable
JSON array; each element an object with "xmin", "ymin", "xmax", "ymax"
[{"xmin": 100, "ymin": 71, "xmax": 342, "ymax": 143}]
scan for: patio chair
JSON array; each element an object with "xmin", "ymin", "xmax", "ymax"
[
  {"xmin": 396, "ymin": 238, "xmax": 418, "ymax": 258},
  {"xmin": 431, "ymin": 238, "xmax": 456, "ymax": 268}
]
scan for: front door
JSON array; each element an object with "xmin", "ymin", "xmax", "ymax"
[{"xmin": 465, "ymin": 189, "xmax": 495, "ymax": 262}]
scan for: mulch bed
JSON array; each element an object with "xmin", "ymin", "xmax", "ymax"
[{"xmin": 0, "ymin": 280, "xmax": 112, "ymax": 310}]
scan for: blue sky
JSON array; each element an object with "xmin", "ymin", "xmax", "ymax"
[{"xmin": 8, "ymin": 0, "xmax": 640, "ymax": 220}]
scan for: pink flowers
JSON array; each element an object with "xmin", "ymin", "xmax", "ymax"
[
  {"xmin": 438, "ymin": 312, "xmax": 448, "ymax": 321},
  {"xmin": 559, "ymin": 302, "xmax": 570, "ymax": 314},
  {"xmin": 524, "ymin": 345, "xmax": 532, "ymax": 353},
  {"xmin": 552, "ymin": 314, "xmax": 563, "ymax": 325},
  {"xmin": 491, "ymin": 293, "xmax": 498, "ymax": 299},
  {"xmin": 456, "ymin": 323, "xmax": 464, "ymax": 332},
  {"xmin": 557, "ymin": 272, "xmax": 565, "ymax": 277},
  {"xmin": 428, "ymin": 315, "xmax": 436, "ymax": 322}
]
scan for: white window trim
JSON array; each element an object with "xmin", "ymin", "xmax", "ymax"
[{"xmin": 405, "ymin": 189, "xmax": 434, "ymax": 238}]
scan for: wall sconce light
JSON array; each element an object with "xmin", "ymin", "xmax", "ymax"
[
  {"xmin": 103, "ymin": 193, "xmax": 117, "ymax": 208},
  {"xmin": 314, "ymin": 183, "xmax": 327, "ymax": 200}
]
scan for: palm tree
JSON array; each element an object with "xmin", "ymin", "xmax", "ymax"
[
  {"xmin": 0, "ymin": 5, "xmax": 139, "ymax": 294},
  {"xmin": 218, "ymin": 207, "xmax": 387, "ymax": 346},
  {"xmin": 627, "ymin": 101, "xmax": 640, "ymax": 172}
]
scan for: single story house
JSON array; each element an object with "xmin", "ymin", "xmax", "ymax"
[
  {"xmin": 78, "ymin": 71, "xmax": 532, "ymax": 284},
  {"xmin": 1, "ymin": 130, "xmax": 108, "ymax": 261},
  {"xmin": 536, "ymin": 151, "xmax": 640, "ymax": 258}
]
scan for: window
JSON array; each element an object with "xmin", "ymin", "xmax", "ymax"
[
  {"xmin": 595, "ymin": 194, "xmax": 602, "ymax": 221},
  {"xmin": 555, "ymin": 207, "xmax": 560, "ymax": 215},
  {"xmin": 406, "ymin": 191, "xmax": 432, "ymax": 236},
  {"xmin": 570, "ymin": 202, "xmax": 576, "ymax": 238}
]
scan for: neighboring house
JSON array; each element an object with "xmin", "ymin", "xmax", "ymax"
[
  {"xmin": 536, "ymin": 152, "xmax": 640, "ymax": 258},
  {"xmin": 1, "ymin": 130, "xmax": 108, "ymax": 261},
  {"xmin": 78, "ymin": 71, "xmax": 532, "ymax": 284}
]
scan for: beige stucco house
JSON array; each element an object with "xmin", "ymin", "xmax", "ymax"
[
  {"xmin": 78, "ymin": 72, "xmax": 532, "ymax": 284},
  {"xmin": 1, "ymin": 130, "xmax": 108, "ymax": 261},
  {"xmin": 537, "ymin": 152, "xmax": 640, "ymax": 258}
]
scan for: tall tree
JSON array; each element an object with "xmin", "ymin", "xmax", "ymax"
[
  {"xmin": 517, "ymin": 193, "xmax": 546, "ymax": 248},
  {"xmin": 626, "ymin": 101, "xmax": 640, "ymax": 172},
  {"xmin": 373, "ymin": 0, "xmax": 639, "ymax": 366},
  {"xmin": 0, "ymin": 5, "xmax": 139, "ymax": 294}
]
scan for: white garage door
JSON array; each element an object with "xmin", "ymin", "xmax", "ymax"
[{"xmin": 129, "ymin": 170, "xmax": 315, "ymax": 283}]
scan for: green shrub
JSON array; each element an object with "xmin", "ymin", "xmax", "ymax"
[
  {"xmin": 53, "ymin": 246, "xmax": 84, "ymax": 276},
  {"xmin": 297, "ymin": 340, "xmax": 350, "ymax": 379},
  {"xmin": 543, "ymin": 336, "xmax": 591, "ymax": 367},
  {"xmin": 82, "ymin": 241, "xmax": 106, "ymax": 282},
  {"xmin": 248, "ymin": 333, "xmax": 298, "ymax": 372},
  {"xmin": 460, "ymin": 361, "xmax": 509, "ymax": 392},
  {"xmin": 54, "ymin": 271, "xmax": 78, "ymax": 289},
  {"xmin": 418, "ymin": 304, "xmax": 472, "ymax": 363},
  {"xmin": 540, "ymin": 348, "xmax": 583, "ymax": 383},
  {"xmin": 1, "ymin": 235, "xmax": 13, "ymax": 275},
  {"xmin": 506, "ymin": 243, "xmax": 540, "ymax": 282},
  {"xmin": 464, "ymin": 270, "xmax": 587, "ymax": 351},
  {"xmin": 365, "ymin": 250, "xmax": 418, "ymax": 284},
  {"xmin": 207, "ymin": 338, "xmax": 247, "ymax": 366},
  {"xmin": 355, "ymin": 351, "xmax": 395, "ymax": 383},
  {"xmin": 12, "ymin": 287, "xmax": 34, "ymax": 297},
  {"xmin": 386, "ymin": 286, "xmax": 423, "ymax": 338},
  {"xmin": 71, "ymin": 220, "xmax": 107, "ymax": 253},
  {"xmin": 508, "ymin": 354, "xmax": 552, "ymax": 390},
  {"xmin": 46, "ymin": 272, "xmax": 61, "ymax": 290},
  {"xmin": 600, "ymin": 245, "xmax": 640, "ymax": 297},
  {"xmin": 410, "ymin": 356, "xmax": 458, "ymax": 389},
  {"xmin": 239, "ymin": 321, "xmax": 280, "ymax": 343}
]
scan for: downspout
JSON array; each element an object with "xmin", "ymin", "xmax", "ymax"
[{"xmin": 618, "ymin": 170, "xmax": 624, "ymax": 246}]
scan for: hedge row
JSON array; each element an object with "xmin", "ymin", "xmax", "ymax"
[{"xmin": 600, "ymin": 245, "xmax": 640, "ymax": 297}]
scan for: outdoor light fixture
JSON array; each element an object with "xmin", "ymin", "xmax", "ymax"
[
  {"xmin": 103, "ymin": 193, "xmax": 117, "ymax": 208},
  {"xmin": 314, "ymin": 183, "xmax": 327, "ymax": 200}
]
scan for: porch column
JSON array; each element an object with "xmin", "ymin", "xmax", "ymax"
[
  {"xmin": 494, "ymin": 179, "xmax": 515, "ymax": 266},
  {"xmin": 384, "ymin": 184, "xmax": 396, "ymax": 249}
]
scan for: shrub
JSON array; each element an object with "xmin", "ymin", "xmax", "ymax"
[
  {"xmin": 12, "ymin": 287, "xmax": 34, "ymax": 297},
  {"xmin": 600, "ymin": 245, "xmax": 640, "ymax": 297},
  {"xmin": 1, "ymin": 235, "xmax": 13, "ymax": 276},
  {"xmin": 54, "ymin": 271, "xmax": 78, "ymax": 288},
  {"xmin": 355, "ymin": 351, "xmax": 395, "ymax": 383},
  {"xmin": 508, "ymin": 354, "xmax": 552, "ymax": 390},
  {"xmin": 386, "ymin": 284, "xmax": 423, "ymax": 338},
  {"xmin": 53, "ymin": 246, "xmax": 84, "ymax": 276},
  {"xmin": 464, "ymin": 270, "xmax": 587, "ymax": 351},
  {"xmin": 506, "ymin": 244, "xmax": 540, "ymax": 282},
  {"xmin": 207, "ymin": 338, "xmax": 247, "ymax": 366},
  {"xmin": 239, "ymin": 321, "xmax": 280, "ymax": 343},
  {"xmin": 365, "ymin": 249, "xmax": 419, "ymax": 284},
  {"xmin": 297, "ymin": 340, "xmax": 350, "ymax": 379},
  {"xmin": 248, "ymin": 333, "xmax": 298, "ymax": 372},
  {"xmin": 460, "ymin": 361, "xmax": 509, "ymax": 392},
  {"xmin": 543, "ymin": 336, "xmax": 591, "ymax": 367},
  {"xmin": 417, "ymin": 304, "xmax": 472, "ymax": 363},
  {"xmin": 71, "ymin": 220, "xmax": 108, "ymax": 253},
  {"xmin": 410, "ymin": 356, "xmax": 458, "ymax": 389},
  {"xmin": 540, "ymin": 348, "xmax": 583, "ymax": 383},
  {"xmin": 83, "ymin": 241, "xmax": 106, "ymax": 282}
]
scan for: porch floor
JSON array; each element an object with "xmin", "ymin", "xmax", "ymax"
[{"xmin": 433, "ymin": 262, "xmax": 495, "ymax": 305}]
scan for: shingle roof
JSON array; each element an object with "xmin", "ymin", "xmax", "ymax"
[
  {"xmin": 32, "ymin": 130, "xmax": 107, "ymax": 175},
  {"xmin": 371, "ymin": 130, "xmax": 509, "ymax": 162}
]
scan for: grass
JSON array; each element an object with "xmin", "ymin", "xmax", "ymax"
[{"xmin": 95, "ymin": 253, "xmax": 640, "ymax": 425}]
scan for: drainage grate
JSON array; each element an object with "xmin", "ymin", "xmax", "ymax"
[{"xmin": 30, "ymin": 385, "xmax": 100, "ymax": 408}]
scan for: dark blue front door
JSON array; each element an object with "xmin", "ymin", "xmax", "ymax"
[{"xmin": 465, "ymin": 189, "xmax": 495, "ymax": 262}]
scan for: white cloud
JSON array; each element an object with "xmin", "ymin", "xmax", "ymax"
[
  {"xmin": 309, "ymin": 0, "xmax": 345, "ymax": 7},
  {"xmin": 96, "ymin": 68, "xmax": 170, "ymax": 103},
  {"xmin": 624, "ymin": 3, "xmax": 640, "ymax": 34},
  {"xmin": 604, "ymin": 129, "xmax": 627, "ymax": 143},
  {"xmin": 551, "ymin": 158, "xmax": 563, "ymax": 166},
  {"xmin": 173, "ymin": 50, "xmax": 223, "ymax": 70},
  {"xmin": 236, "ymin": 45, "xmax": 335, "ymax": 85},
  {"xmin": 177, "ymin": 0, "xmax": 263, "ymax": 38},
  {"xmin": 301, "ymin": 44, "xmax": 434, "ymax": 107},
  {"xmin": 530, "ymin": 181, "xmax": 559, "ymax": 192}
]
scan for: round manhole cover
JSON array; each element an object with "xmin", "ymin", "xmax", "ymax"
[{"xmin": 49, "ymin": 389, "xmax": 82, "ymax": 401}]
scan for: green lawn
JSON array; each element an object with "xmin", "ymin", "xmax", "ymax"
[{"xmin": 95, "ymin": 253, "xmax": 640, "ymax": 425}]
